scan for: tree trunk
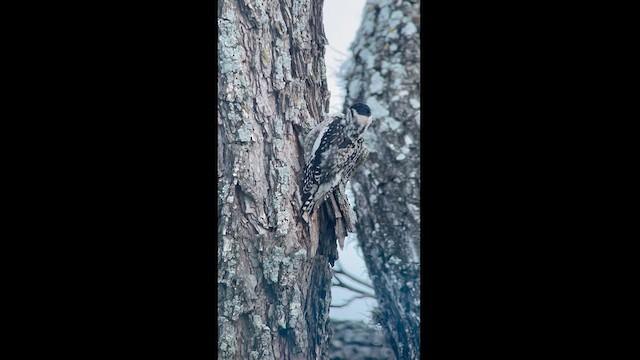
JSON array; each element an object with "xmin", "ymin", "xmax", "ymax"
[
  {"xmin": 341, "ymin": 0, "xmax": 421, "ymax": 359},
  {"xmin": 217, "ymin": 1, "xmax": 335, "ymax": 359}
]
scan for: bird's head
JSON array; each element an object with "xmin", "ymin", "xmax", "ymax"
[{"xmin": 349, "ymin": 102, "xmax": 372, "ymax": 133}]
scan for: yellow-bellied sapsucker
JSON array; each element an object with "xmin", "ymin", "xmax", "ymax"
[{"xmin": 301, "ymin": 103, "xmax": 372, "ymax": 221}]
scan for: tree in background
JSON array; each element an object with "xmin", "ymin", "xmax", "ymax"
[
  {"xmin": 217, "ymin": 1, "xmax": 339, "ymax": 359},
  {"xmin": 341, "ymin": 0, "xmax": 421, "ymax": 358}
]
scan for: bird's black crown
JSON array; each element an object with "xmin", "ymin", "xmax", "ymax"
[{"xmin": 350, "ymin": 103, "xmax": 371, "ymax": 117}]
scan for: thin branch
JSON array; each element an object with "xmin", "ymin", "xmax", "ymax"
[
  {"xmin": 333, "ymin": 264, "xmax": 374, "ymax": 290},
  {"xmin": 332, "ymin": 272, "xmax": 376, "ymax": 298},
  {"xmin": 330, "ymin": 294, "xmax": 371, "ymax": 308},
  {"xmin": 326, "ymin": 44, "xmax": 348, "ymax": 58}
]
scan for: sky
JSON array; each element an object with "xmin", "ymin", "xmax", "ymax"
[
  {"xmin": 324, "ymin": 0, "xmax": 367, "ymax": 114},
  {"xmin": 323, "ymin": 0, "xmax": 375, "ymax": 322}
]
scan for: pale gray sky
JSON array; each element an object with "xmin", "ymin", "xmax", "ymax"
[
  {"xmin": 323, "ymin": 0, "xmax": 376, "ymax": 322},
  {"xmin": 324, "ymin": 0, "xmax": 367, "ymax": 113}
]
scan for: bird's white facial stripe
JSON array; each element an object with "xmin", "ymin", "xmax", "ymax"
[{"xmin": 354, "ymin": 114, "xmax": 372, "ymax": 131}]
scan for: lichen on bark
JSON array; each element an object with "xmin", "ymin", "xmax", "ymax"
[
  {"xmin": 341, "ymin": 0, "xmax": 421, "ymax": 359},
  {"xmin": 217, "ymin": 0, "xmax": 336, "ymax": 359}
]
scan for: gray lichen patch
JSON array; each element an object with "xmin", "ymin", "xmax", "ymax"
[
  {"xmin": 237, "ymin": 123, "xmax": 253, "ymax": 142},
  {"xmin": 388, "ymin": 63, "xmax": 407, "ymax": 90},
  {"xmin": 218, "ymin": 317, "xmax": 238, "ymax": 358},
  {"xmin": 276, "ymin": 303, "xmax": 287, "ymax": 329},
  {"xmin": 273, "ymin": 39, "xmax": 292, "ymax": 91},
  {"xmin": 358, "ymin": 48, "xmax": 376, "ymax": 70},
  {"xmin": 362, "ymin": 130, "xmax": 379, "ymax": 153},
  {"xmin": 263, "ymin": 246, "xmax": 285, "ymax": 284},
  {"xmin": 366, "ymin": 96, "xmax": 390, "ymax": 118},
  {"xmin": 219, "ymin": 235, "xmax": 239, "ymax": 281},
  {"xmin": 270, "ymin": 166, "xmax": 292, "ymax": 238},
  {"xmin": 250, "ymin": 315, "xmax": 275, "ymax": 360},
  {"xmin": 292, "ymin": 248, "xmax": 307, "ymax": 269},
  {"xmin": 401, "ymin": 21, "xmax": 418, "ymax": 36},
  {"xmin": 219, "ymin": 183, "xmax": 231, "ymax": 205},
  {"xmin": 383, "ymin": 117, "xmax": 401, "ymax": 131},
  {"xmin": 292, "ymin": 0, "xmax": 311, "ymax": 38},
  {"xmin": 273, "ymin": 117, "xmax": 284, "ymax": 137},
  {"xmin": 275, "ymin": 210, "xmax": 291, "ymax": 238},
  {"xmin": 289, "ymin": 285, "xmax": 309, "ymax": 353},
  {"xmin": 369, "ymin": 71, "xmax": 385, "ymax": 95},
  {"xmin": 289, "ymin": 285, "xmax": 302, "ymax": 326},
  {"xmin": 218, "ymin": 13, "xmax": 249, "ymax": 104},
  {"xmin": 276, "ymin": 166, "xmax": 290, "ymax": 189},
  {"xmin": 347, "ymin": 76, "xmax": 362, "ymax": 101},
  {"xmin": 273, "ymin": 138, "xmax": 284, "ymax": 152}
]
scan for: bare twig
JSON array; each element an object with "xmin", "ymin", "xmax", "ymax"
[
  {"xmin": 327, "ymin": 44, "xmax": 348, "ymax": 58},
  {"xmin": 333, "ymin": 264, "xmax": 374, "ymax": 290},
  {"xmin": 332, "ymin": 272, "xmax": 376, "ymax": 298},
  {"xmin": 330, "ymin": 294, "xmax": 371, "ymax": 308}
]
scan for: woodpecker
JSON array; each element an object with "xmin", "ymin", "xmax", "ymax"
[{"xmin": 301, "ymin": 103, "xmax": 372, "ymax": 221}]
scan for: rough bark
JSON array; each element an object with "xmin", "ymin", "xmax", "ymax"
[
  {"xmin": 341, "ymin": 0, "xmax": 421, "ymax": 359},
  {"xmin": 217, "ymin": 1, "xmax": 336, "ymax": 359},
  {"xmin": 329, "ymin": 320, "xmax": 396, "ymax": 360}
]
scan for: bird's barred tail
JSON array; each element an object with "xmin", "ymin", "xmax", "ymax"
[
  {"xmin": 301, "ymin": 176, "xmax": 318, "ymax": 214},
  {"xmin": 300, "ymin": 195, "xmax": 315, "ymax": 224},
  {"xmin": 301, "ymin": 194, "xmax": 314, "ymax": 214}
]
